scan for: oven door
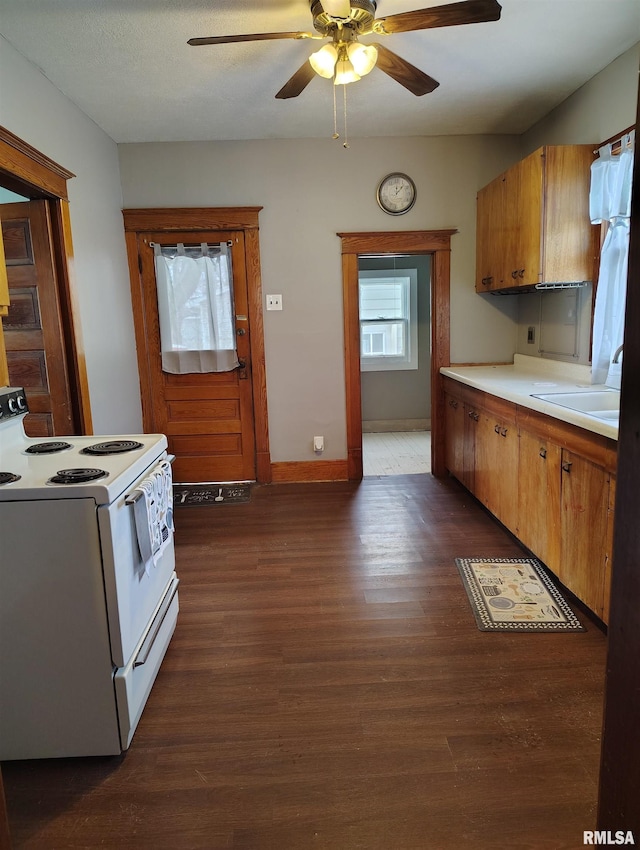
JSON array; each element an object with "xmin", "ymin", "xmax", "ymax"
[{"xmin": 97, "ymin": 456, "xmax": 176, "ymax": 667}]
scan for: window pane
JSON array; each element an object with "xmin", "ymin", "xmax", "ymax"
[
  {"xmin": 360, "ymin": 320, "xmax": 406, "ymax": 358},
  {"xmin": 359, "ymin": 279, "xmax": 407, "ymax": 320}
]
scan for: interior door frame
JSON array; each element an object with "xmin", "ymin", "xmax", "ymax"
[
  {"xmin": 122, "ymin": 207, "xmax": 271, "ymax": 483},
  {"xmin": 0, "ymin": 125, "xmax": 92, "ymax": 432},
  {"xmin": 339, "ymin": 229, "xmax": 457, "ymax": 480}
]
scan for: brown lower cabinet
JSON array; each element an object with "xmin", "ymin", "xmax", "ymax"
[{"xmin": 443, "ymin": 376, "xmax": 617, "ymax": 623}]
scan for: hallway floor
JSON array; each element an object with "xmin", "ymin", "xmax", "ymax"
[{"xmin": 362, "ymin": 430, "xmax": 431, "ymax": 476}]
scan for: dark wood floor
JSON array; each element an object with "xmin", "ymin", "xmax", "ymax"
[{"xmin": 3, "ymin": 475, "xmax": 607, "ymax": 849}]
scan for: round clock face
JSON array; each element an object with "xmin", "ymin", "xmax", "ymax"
[{"xmin": 377, "ymin": 173, "xmax": 416, "ymax": 215}]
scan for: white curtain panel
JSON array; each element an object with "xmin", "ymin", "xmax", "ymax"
[
  {"xmin": 590, "ymin": 131, "xmax": 635, "ymax": 387},
  {"xmin": 154, "ymin": 243, "xmax": 239, "ymax": 374}
]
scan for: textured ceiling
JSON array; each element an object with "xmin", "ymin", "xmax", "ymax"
[{"xmin": 0, "ymin": 0, "xmax": 638, "ymax": 143}]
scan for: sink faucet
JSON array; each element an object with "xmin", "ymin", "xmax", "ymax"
[{"xmin": 612, "ymin": 344, "xmax": 624, "ymax": 364}]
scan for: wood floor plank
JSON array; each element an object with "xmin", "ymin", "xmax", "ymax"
[{"xmin": 2, "ymin": 475, "xmax": 607, "ymax": 849}]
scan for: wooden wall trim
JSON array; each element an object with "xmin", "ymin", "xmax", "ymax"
[
  {"xmin": 271, "ymin": 460, "xmax": 349, "ymax": 483},
  {"xmin": 338, "ymin": 230, "xmax": 457, "ymax": 255},
  {"xmin": 50, "ymin": 200, "xmax": 93, "ymax": 433},
  {"xmin": 123, "ymin": 208, "xmax": 262, "ymax": 232},
  {"xmin": 0, "ymin": 125, "xmax": 73, "ymax": 200},
  {"xmin": 340, "ymin": 229, "xmax": 456, "ymax": 481}
]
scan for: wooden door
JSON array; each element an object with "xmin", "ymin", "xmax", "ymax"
[
  {"xmin": 0, "ymin": 201, "xmax": 74, "ymax": 436},
  {"xmin": 136, "ymin": 230, "xmax": 257, "ymax": 484},
  {"xmin": 559, "ymin": 449, "xmax": 609, "ymax": 619}
]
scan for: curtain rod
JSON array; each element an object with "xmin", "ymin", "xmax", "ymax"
[
  {"xmin": 150, "ymin": 240, "xmax": 233, "ymax": 250},
  {"xmin": 594, "ymin": 124, "xmax": 635, "ymax": 156}
]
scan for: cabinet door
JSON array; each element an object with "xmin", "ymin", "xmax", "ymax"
[
  {"xmin": 463, "ymin": 404, "xmax": 480, "ymax": 494},
  {"xmin": 444, "ymin": 393, "xmax": 465, "ymax": 482},
  {"xmin": 475, "ymin": 175, "xmax": 506, "ymax": 292},
  {"xmin": 512, "ymin": 150, "xmax": 543, "ymax": 287},
  {"xmin": 476, "ymin": 410, "xmax": 518, "ymax": 529},
  {"xmin": 559, "ymin": 450, "xmax": 609, "ymax": 619},
  {"xmin": 517, "ymin": 430, "xmax": 561, "ymax": 569}
]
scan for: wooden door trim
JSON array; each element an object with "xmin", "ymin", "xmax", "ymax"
[
  {"xmin": 123, "ymin": 208, "xmax": 271, "ymax": 483},
  {"xmin": 0, "ymin": 126, "xmax": 74, "ymax": 200},
  {"xmin": 339, "ymin": 229, "xmax": 456, "ymax": 480},
  {"xmin": 0, "ymin": 127, "xmax": 91, "ymax": 433}
]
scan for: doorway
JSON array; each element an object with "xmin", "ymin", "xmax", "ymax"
[
  {"xmin": 339, "ymin": 229, "xmax": 456, "ymax": 480},
  {"xmin": 0, "ymin": 126, "xmax": 92, "ymax": 434},
  {"xmin": 123, "ymin": 207, "xmax": 271, "ymax": 484},
  {"xmin": 359, "ymin": 253, "xmax": 431, "ymax": 476}
]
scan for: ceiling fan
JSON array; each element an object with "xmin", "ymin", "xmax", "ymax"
[{"xmin": 188, "ymin": 0, "xmax": 502, "ymax": 100}]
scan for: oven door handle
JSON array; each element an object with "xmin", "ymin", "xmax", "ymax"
[
  {"xmin": 125, "ymin": 454, "xmax": 176, "ymax": 505},
  {"xmin": 133, "ymin": 577, "xmax": 180, "ymax": 668}
]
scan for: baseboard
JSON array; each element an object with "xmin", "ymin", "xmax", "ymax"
[
  {"xmin": 270, "ymin": 459, "xmax": 349, "ymax": 483},
  {"xmin": 362, "ymin": 419, "xmax": 431, "ymax": 433}
]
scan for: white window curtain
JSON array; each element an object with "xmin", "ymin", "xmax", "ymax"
[
  {"xmin": 153, "ymin": 242, "xmax": 239, "ymax": 374},
  {"xmin": 590, "ymin": 130, "xmax": 635, "ymax": 387}
]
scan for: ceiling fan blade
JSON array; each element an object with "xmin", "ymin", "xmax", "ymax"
[
  {"xmin": 188, "ymin": 32, "xmax": 312, "ymax": 46},
  {"xmin": 321, "ymin": 0, "xmax": 352, "ymax": 17},
  {"xmin": 275, "ymin": 60, "xmax": 317, "ymax": 99},
  {"xmin": 377, "ymin": 0, "xmax": 501, "ymax": 35},
  {"xmin": 373, "ymin": 44, "xmax": 439, "ymax": 96}
]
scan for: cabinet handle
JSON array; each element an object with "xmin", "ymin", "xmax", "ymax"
[
  {"xmin": 539, "ymin": 448, "xmax": 547, "ymax": 459},
  {"xmin": 511, "ymin": 270, "xmax": 518, "ymax": 279},
  {"xmin": 501, "ymin": 427, "xmax": 508, "ymax": 437},
  {"xmin": 481, "ymin": 276, "xmax": 493, "ymax": 286},
  {"xmin": 562, "ymin": 461, "xmax": 572, "ymax": 473},
  {"xmin": 473, "ymin": 413, "xmax": 479, "ymax": 422},
  {"xmin": 494, "ymin": 424, "xmax": 500, "ymax": 434},
  {"xmin": 518, "ymin": 269, "xmax": 525, "ymax": 279},
  {"xmin": 468, "ymin": 410, "xmax": 475, "ymax": 418},
  {"xmin": 450, "ymin": 399, "xmax": 458, "ymax": 409}
]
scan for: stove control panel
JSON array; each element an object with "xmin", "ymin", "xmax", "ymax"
[{"xmin": 0, "ymin": 387, "xmax": 29, "ymax": 420}]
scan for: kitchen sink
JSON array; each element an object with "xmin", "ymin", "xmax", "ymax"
[{"xmin": 531, "ymin": 390, "xmax": 620, "ymax": 423}]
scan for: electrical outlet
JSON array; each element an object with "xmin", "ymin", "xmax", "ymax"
[
  {"xmin": 313, "ymin": 436, "xmax": 324, "ymax": 453},
  {"xmin": 266, "ymin": 294, "xmax": 283, "ymax": 311}
]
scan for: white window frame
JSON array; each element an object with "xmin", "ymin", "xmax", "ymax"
[{"xmin": 359, "ymin": 268, "xmax": 419, "ymax": 372}]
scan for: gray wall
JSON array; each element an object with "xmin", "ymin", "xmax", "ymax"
[
  {"xmin": 0, "ymin": 35, "xmax": 142, "ymax": 434},
  {"xmin": 118, "ymin": 135, "xmax": 521, "ymax": 462},
  {"xmin": 360, "ymin": 255, "xmax": 431, "ymax": 426}
]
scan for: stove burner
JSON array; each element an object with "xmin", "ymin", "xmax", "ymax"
[
  {"xmin": 49, "ymin": 468, "xmax": 108, "ymax": 485},
  {"xmin": 81, "ymin": 440, "xmax": 144, "ymax": 456},
  {"xmin": 25, "ymin": 441, "xmax": 72, "ymax": 455},
  {"xmin": 0, "ymin": 472, "xmax": 21, "ymax": 485}
]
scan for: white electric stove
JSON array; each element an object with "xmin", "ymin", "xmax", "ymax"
[{"xmin": 0, "ymin": 386, "xmax": 179, "ymax": 760}]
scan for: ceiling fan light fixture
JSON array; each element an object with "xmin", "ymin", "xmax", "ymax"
[
  {"xmin": 347, "ymin": 42, "xmax": 378, "ymax": 76},
  {"xmin": 309, "ymin": 43, "xmax": 339, "ymax": 78},
  {"xmin": 334, "ymin": 57, "xmax": 360, "ymax": 85}
]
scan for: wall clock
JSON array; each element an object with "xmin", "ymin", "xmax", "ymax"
[{"xmin": 376, "ymin": 173, "xmax": 417, "ymax": 216}]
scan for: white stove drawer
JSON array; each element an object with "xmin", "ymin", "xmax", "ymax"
[
  {"xmin": 98, "ymin": 459, "xmax": 176, "ymax": 667},
  {"xmin": 114, "ymin": 573, "xmax": 179, "ymax": 750}
]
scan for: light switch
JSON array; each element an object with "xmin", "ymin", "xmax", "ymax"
[{"xmin": 266, "ymin": 294, "xmax": 283, "ymax": 311}]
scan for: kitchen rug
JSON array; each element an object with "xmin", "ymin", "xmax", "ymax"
[
  {"xmin": 455, "ymin": 557, "xmax": 584, "ymax": 632},
  {"xmin": 173, "ymin": 483, "xmax": 251, "ymax": 507}
]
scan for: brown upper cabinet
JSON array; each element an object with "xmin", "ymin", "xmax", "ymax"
[
  {"xmin": 0, "ymin": 233, "xmax": 8, "ymax": 316},
  {"xmin": 475, "ymin": 145, "xmax": 595, "ymax": 293}
]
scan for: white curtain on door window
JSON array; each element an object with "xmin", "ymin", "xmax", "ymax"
[
  {"xmin": 154, "ymin": 242, "xmax": 239, "ymax": 374},
  {"xmin": 590, "ymin": 131, "xmax": 635, "ymax": 387}
]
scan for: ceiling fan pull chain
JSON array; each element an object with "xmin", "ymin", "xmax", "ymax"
[
  {"xmin": 332, "ymin": 82, "xmax": 339, "ymax": 139},
  {"xmin": 343, "ymin": 84, "xmax": 350, "ymax": 149}
]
